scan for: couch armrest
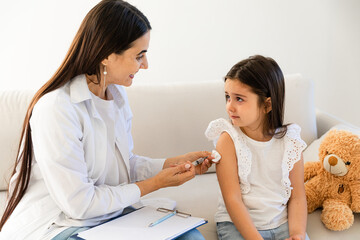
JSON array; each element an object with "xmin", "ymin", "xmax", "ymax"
[{"xmin": 316, "ymin": 109, "xmax": 358, "ymax": 137}]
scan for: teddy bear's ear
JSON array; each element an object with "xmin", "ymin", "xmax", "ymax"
[
  {"xmin": 319, "ymin": 130, "xmax": 338, "ymax": 154},
  {"xmin": 355, "ymin": 137, "xmax": 360, "ymax": 155},
  {"xmin": 318, "ymin": 129, "xmax": 360, "ymax": 162},
  {"xmin": 325, "ymin": 129, "xmax": 339, "ymax": 138}
]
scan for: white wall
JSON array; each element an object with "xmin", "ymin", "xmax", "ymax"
[{"xmin": 1, "ymin": 0, "xmax": 359, "ymax": 126}]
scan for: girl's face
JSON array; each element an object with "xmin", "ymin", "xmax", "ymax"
[
  {"xmin": 104, "ymin": 31, "xmax": 150, "ymax": 87},
  {"xmin": 225, "ymin": 78, "xmax": 268, "ymax": 137}
]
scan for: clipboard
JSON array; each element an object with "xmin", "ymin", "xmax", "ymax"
[{"xmin": 77, "ymin": 206, "xmax": 207, "ymax": 240}]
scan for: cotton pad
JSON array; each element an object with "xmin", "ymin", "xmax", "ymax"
[{"xmin": 211, "ymin": 150, "xmax": 221, "ymax": 163}]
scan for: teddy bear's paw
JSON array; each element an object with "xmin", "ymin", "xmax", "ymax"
[
  {"xmin": 307, "ymin": 203, "xmax": 318, "ymax": 214},
  {"xmin": 321, "ymin": 206, "xmax": 354, "ymax": 231}
]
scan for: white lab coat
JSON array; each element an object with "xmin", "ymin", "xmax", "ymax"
[{"xmin": 0, "ymin": 75, "xmax": 165, "ymax": 240}]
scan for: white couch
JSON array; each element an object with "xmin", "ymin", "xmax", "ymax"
[{"xmin": 1, "ymin": 74, "xmax": 359, "ymax": 239}]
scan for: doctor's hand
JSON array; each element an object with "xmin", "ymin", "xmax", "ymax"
[
  {"xmin": 164, "ymin": 151, "xmax": 213, "ymax": 175},
  {"xmin": 136, "ymin": 162, "xmax": 195, "ymax": 197},
  {"xmin": 156, "ymin": 162, "xmax": 195, "ymax": 188}
]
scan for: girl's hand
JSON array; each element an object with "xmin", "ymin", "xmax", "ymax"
[
  {"xmin": 164, "ymin": 151, "xmax": 213, "ymax": 175},
  {"xmin": 285, "ymin": 234, "xmax": 305, "ymax": 240}
]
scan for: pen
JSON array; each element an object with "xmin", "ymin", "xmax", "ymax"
[
  {"xmin": 148, "ymin": 210, "xmax": 177, "ymax": 227},
  {"xmin": 192, "ymin": 156, "xmax": 208, "ymax": 167}
]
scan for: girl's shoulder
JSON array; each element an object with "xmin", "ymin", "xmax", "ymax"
[
  {"xmin": 282, "ymin": 123, "xmax": 307, "ymax": 148},
  {"xmin": 285, "ymin": 123, "xmax": 301, "ymax": 137},
  {"xmin": 205, "ymin": 118, "xmax": 240, "ymax": 141}
]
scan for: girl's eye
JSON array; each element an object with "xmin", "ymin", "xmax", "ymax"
[
  {"xmin": 236, "ymin": 97, "xmax": 243, "ymax": 102},
  {"xmin": 225, "ymin": 95, "xmax": 230, "ymax": 101},
  {"xmin": 136, "ymin": 55, "xmax": 144, "ymax": 61}
]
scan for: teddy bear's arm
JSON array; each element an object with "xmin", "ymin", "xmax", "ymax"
[
  {"xmin": 303, "ymin": 161, "xmax": 321, "ymax": 182},
  {"xmin": 349, "ymin": 181, "xmax": 360, "ymax": 213}
]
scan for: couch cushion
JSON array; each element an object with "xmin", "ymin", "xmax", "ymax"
[
  {"xmin": 283, "ymin": 74, "xmax": 317, "ymax": 145},
  {"xmin": 0, "ymin": 90, "xmax": 34, "ymax": 190},
  {"xmin": 125, "ymin": 80, "xmax": 227, "ymax": 159}
]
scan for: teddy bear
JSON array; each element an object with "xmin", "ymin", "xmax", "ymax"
[{"xmin": 304, "ymin": 129, "xmax": 360, "ymax": 231}]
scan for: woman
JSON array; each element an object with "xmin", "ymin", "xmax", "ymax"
[{"xmin": 0, "ymin": 1, "xmax": 211, "ymax": 239}]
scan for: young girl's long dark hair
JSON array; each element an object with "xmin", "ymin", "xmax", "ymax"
[
  {"xmin": 225, "ymin": 55, "xmax": 287, "ymax": 138},
  {"xmin": 0, "ymin": 0, "xmax": 151, "ymax": 230}
]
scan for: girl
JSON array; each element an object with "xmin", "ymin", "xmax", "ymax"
[
  {"xmin": 205, "ymin": 55, "xmax": 308, "ymax": 240},
  {"xmin": 0, "ymin": 1, "xmax": 211, "ymax": 239}
]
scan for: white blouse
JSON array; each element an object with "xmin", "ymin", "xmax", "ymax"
[
  {"xmin": 90, "ymin": 91, "xmax": 129, "ymax": 186},
  {"xmin": 205, "ymin": 118, "xmax": 306, "ymax": 230},
  {"xmin": 1, "ymin": 75, "xmax": 165, "ymax": 240}
]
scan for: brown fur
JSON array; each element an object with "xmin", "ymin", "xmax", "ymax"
[{"xmin": 304, "ymin": 130, "xmax": 360, "ymax": 231}]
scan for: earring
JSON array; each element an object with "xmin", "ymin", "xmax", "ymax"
[
  {"xmin": 103, "ymin": 65, "xmax": 107, "ymax": 97},
  {"xmin": 103, "ymin": 65, "xmax": 107, "ymax": 87}
]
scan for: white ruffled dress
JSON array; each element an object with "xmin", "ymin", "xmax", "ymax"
[{"xmin": 205, "ymin": 118, "xmax": 306, "ymax": 230}]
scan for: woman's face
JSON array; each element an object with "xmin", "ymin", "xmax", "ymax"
[{"xmin": 104, "ymin": 31, "xmax": 150, "ymax": 87}]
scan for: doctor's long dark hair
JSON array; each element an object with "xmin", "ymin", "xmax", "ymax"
[{"xmin": 0, "ymin": 0, "xmax": 151, "ymax": 230}]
